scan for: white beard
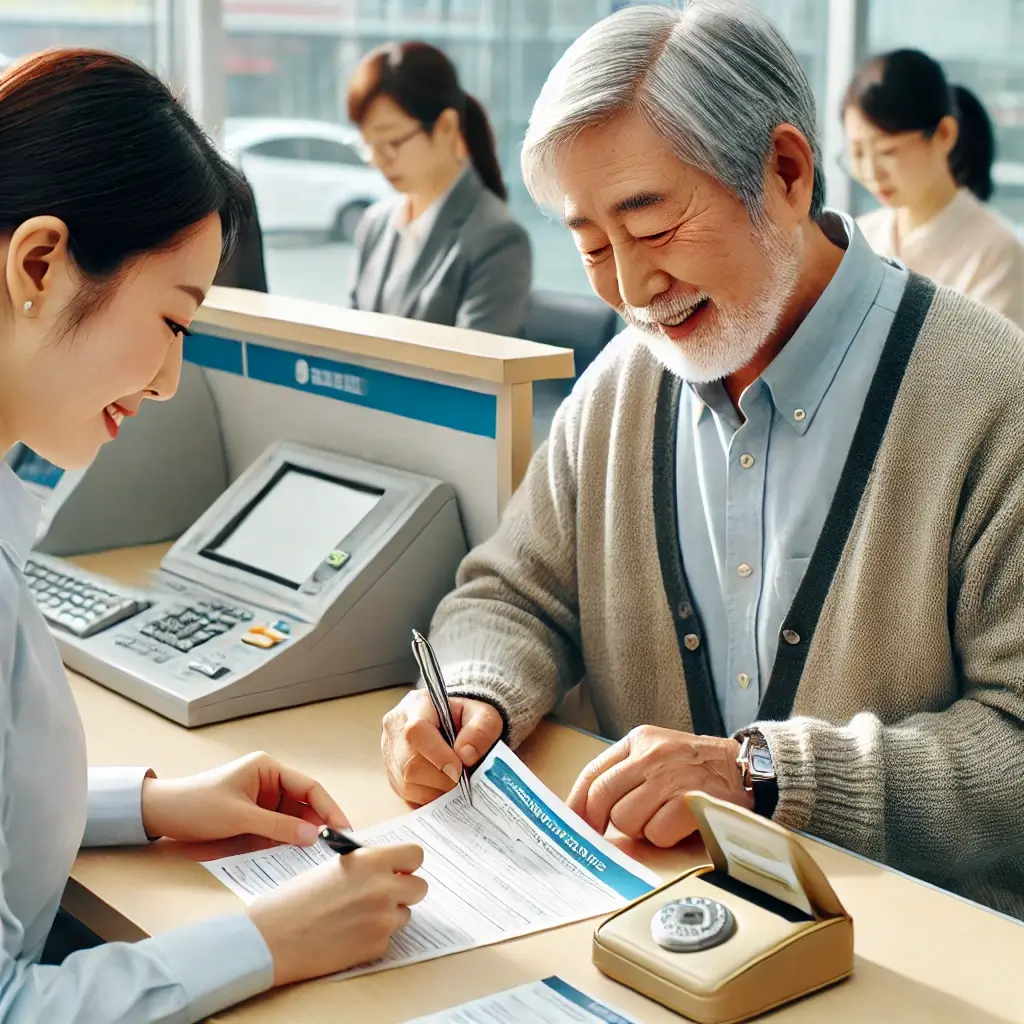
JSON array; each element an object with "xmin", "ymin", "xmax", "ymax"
[{"xmin": 621, "ymin": 221, "xmax": 804, "ymax": 383}]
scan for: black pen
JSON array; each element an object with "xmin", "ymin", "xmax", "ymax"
[{"xmin": 319, "ymin": 826, "xmax": 364, "ymax": 855}]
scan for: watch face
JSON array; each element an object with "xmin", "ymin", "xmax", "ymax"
[{"xmin": 750, "ymin": 747, "xmax": 774, "ymax": 776}]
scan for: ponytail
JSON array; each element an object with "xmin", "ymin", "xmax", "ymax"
[
  {"xmin": 949, "ymin": 84, "xmax": 995, "ymax": 202},
  {"xmin": 462, "ymin": 94, "xmax": 507, "ymax": 201}
]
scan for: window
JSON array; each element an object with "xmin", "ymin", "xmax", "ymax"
[
  {"xmin": 221, "ymin": 0, "xmax": 829, "ymax": 303},
  {"xmin": 864, "ymin": 0, "xmax": 1024, "ymax": 230},
  {"xmin": 247, "ymin": 137, "xmax": 309, "ymax": 161},
  {"xmin": 0, "ymin": 0, "xmax": 159, "ymax": 69},
  {"xmin": 306, "ymin": 137, "xmax": 363, "ymax": 165}
]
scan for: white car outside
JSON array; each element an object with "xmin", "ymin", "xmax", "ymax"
[{"xmin": 223, "ymin": 118, "xmax": 393, "ymax": 241}]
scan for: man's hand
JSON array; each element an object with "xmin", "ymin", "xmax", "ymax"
[
  {"xmin": 382, "ymin": 690, "xmax": 504, "ymax": 806},
  {"xmin": 566, "ymin": 726, "xmax": 754, "ymax": 847}
]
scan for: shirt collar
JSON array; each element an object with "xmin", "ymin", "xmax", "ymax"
[
  {"xmin": 0, "ymin": 461, "xmax": 41, "ymax": 569},
  {"xmin": 691, "ymin": 210, "xmax": 886, "ymax": 435},
  {"xmin": 390, "ymin": 162, "xmax": 470, "ymax": 241}
]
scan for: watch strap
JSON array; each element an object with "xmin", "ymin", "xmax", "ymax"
[{"xmin": 753, "ymin": 774, "xmax": 779, "ymax": 819}]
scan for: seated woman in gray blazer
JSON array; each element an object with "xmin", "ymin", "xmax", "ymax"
[{"xmin": 347, "ymin": 42, "xmax": 532, "ymax": 337}]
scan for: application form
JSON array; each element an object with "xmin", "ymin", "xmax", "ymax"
[
  {"xmin": 403, "ymin": 976, "xmax": 642, "ymax": 1023},
  {"xmin": 202, "ymin": 742, "xmax": 659, "ymax": 978}
]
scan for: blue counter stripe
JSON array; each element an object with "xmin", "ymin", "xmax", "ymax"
[
  {"xmin": 541, "ymin": 978, "xmax": 637, "ymax": 1023},
  {"xmin": 183, "ymin": 335, "xmax": 496, "ymax": 439},
  {"xmin": 484, "ymin": 757, "xmax": 655, "ymax": 901},
  {"xmin": 183, "ymin": 333, "xmax": 244, "ymax": 375}
]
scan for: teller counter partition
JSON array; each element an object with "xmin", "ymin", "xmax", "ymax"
[{"xmin": 185, "ymin": 287, "xmax": 574, "ymax": 547}]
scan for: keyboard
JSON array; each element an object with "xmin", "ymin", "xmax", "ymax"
[
  {"xmin": 24, "ymin": 559, "xmax": 150, "ymax": 639},
  {"xmin": 138, "ymin": 600, "xmax": 252, "ymax": 654}
]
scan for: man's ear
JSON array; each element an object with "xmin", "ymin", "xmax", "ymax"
[
  {"xmin": 766, "ymin": 123, "xmax": 817, "ymax": 221},
  {"xmin": 5, "ymin": 215, "xmax": 73, "ymax": 318}
]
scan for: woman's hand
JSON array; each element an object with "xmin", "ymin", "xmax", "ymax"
[
  {"xmin": 247, "ymin": 843, "xmax": 428, "ymax": 986},
  {"xmin": 141, "ymin": 752, "xmax": 349, "ymax": 846}
]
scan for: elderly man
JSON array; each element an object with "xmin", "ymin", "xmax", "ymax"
[{"xmin": 382, "ymin": 0, "xmax": 1024, "ymax": 916}]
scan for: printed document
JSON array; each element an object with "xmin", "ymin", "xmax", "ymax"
[
  {"xmin": 403, "ymin": 976, "xmax": 642, "ymax": 1023},
  {"xmin": 203, "ymin": 742, "xmax": 659, "ymax": 977}
]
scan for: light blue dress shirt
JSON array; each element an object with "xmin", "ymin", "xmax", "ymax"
[
  {"xmin": 676, "ymin": 213, "xmax": 909, "ymax": 736},
  {"xmin": 0, "ymin": 464, "xmax": 274, "ymax": 1023}
]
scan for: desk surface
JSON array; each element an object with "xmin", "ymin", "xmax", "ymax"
[{"xmin": 66, "ymin": 547, "xmax": 1022, "ymax": 1024}]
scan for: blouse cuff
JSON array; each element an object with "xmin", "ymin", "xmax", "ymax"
[
  {"xmin": 144, "ymin": 913, "xmax": 274, "ymax": 1022},
  {"xmin": 83, "ymin": 766, "xmax": 153, "ymax": 847}
]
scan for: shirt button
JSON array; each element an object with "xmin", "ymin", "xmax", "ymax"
[
  {"xmin": 739, "ymin": 453, "xmax": 755, "ymax": 469},
  {"xmin": 684, "ymin": 633, "xmax": 701, "ymax": 651},
  {"xmin": 782, "ymin": 629, "xmax": 801, "ymax": 645},
  {"xmin": 737, "ymin": 563, "xmax": 752, "ymax": 578},
  {"xmin": 737, "ymin": 672, "xmax": 750, "ymax": 689},
  {"xmin": 793, "ymin": 408, "xmax": 807, "ymax": 423}
]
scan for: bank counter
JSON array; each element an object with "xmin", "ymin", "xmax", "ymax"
[
  {"xmin": 13, "ymin": 287, "xmax": 572, "ymax": 727},
  {"xmin": 32, "ymin": 289, "xmax": 1022, "ymax": 1023}
]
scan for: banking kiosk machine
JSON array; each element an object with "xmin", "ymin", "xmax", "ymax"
[{"xmin": 23, "ymin": 440, "xmax": 467, "ymax": 726}]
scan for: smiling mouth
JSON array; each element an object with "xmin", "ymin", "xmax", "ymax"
[
  {"xmin": 658, "ymin": 297, "xmax": 709, "ymax": 327},
  {"xmin": 105, "ymin": 404, "xmax": 125, "ymax": 428}
]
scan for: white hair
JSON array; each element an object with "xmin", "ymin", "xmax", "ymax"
[{"xmin": 521, "ymin": 0, "xmax": 825, "ymax": 221}]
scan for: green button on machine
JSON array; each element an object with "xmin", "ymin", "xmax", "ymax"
[{"xmin": 326, "ymin": 549, "xmax": 350, "ymax": 569}]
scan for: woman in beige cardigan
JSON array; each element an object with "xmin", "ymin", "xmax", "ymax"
[{"xmin": 843, "ymin": 49, "xmax": 1024, "ymax": 327}]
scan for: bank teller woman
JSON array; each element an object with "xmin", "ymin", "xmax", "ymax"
[
  {"xmin": 843, "ymin": 49, "xmax": 1024, "ymax": 327},
  {"xmin": 346, "ymin": 42, "xmax": 532, "ymax": 337},
  {"xmin": 0, "ymin": 51, "xmax": 425, "ymax": 1023}
]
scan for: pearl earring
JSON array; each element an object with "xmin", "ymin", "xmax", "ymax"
[{"xmin": 22, "ymin": 301, "xmax": 32, "ymax": 314}]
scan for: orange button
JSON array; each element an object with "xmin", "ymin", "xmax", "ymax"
[
  {"xmin": 250, "ymin": 624, "xmax": 287, "ymax": 639},
  {"xmin": 241, "ymin": 631, "xmax": 276, "ymax": 649}
]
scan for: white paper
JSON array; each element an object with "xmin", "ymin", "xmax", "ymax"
[
  {"xmin": 702, "ymin": 804, "xmax": 814, "ymax": 916},
  {"xmin": 203, "ymin": 742, "xmax": 659, "ymax": 978},
  {"xmin": 403, "ymin": 976, "xmax": 642, "ymax": 1023}
]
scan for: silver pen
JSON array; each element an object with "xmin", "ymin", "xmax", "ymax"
[{"xmin": 411, "ymin": 629, "xmax": 474, "ymax": 808}]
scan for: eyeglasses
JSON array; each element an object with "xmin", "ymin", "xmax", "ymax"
[{"xmin": 356, "ymin": 122, "xmax": 434, "ymax": 163}]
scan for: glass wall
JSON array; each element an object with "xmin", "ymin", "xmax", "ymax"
[
  {"xmin": 0, "ymin": 0, "xmax": 157, "ymax": 68},
  {"xmin": 222, "ymin": 0, "xmax": 829, "ymax": 304},
  {"xmin": 864, "ymin": 0, "xmax": 1024, "ymax": 230}
]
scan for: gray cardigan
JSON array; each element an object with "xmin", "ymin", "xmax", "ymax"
[
  {"xmin": 428, "ymin": 274, "xmax": 1024, "ymax": 919},
  {"xmin": 349, "ymin": 168, "xmax": 531, "ymax": 338}
]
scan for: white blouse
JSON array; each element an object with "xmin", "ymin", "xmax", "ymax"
[
  {"xmin": 0, "ymin": 463, "xmax": 272, "ymax": 1023},
  {"xmin": 858, "ymin": 189, "xmax": 1024, "ymax": 329}
]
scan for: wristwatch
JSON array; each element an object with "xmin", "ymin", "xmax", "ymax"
[{"xmin": 736, "ymin": 730, "xmax": 778, "ymax": 819}]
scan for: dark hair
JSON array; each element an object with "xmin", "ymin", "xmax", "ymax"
[
  {"xmin": 842, "ymin": 49, "xmax": 996, "ymax": 202},
  {"xmin": 0, "ymin": 49, "xmax": 252, "ymax": 325},
  {"xmin": 347, "ymin": 42, "xmax": 506, "ymax": 201},
  {"xmin": 949, "ymin": 85, "xmax": 995, "ymax": 202}
]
